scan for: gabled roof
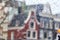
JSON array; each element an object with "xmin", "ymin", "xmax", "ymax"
[{"xmin": 24, "ymin": 8, "xmax": 40, "ymax": 24}]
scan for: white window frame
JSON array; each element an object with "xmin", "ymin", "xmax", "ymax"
[
  {"xmin": 11, "ymin": 32, "xmax": 14, "ymax": 40},
  {"xmin": 48, "ymin": 31, "xmax": 52, "ymax": 40},
  {"xmin": 31, "ymin": 31, "xmax": 37, "ymax": 39},
  {"xmin": 40, "ymin": 18, "xmax": 44, "ymax": 28},
  {"xmin": 55, "ymin": 22, "xmax": 59, "ymax": 30},
  {"xmin": 40, "ymin": 30, "xmax": 44, "ymax": 39},
  {"xmin": 26, "ymin": 30, "xmax": 31, "ymax": 39},
  {"xmin": 49, "ymin": 20, "xmax": 53, "ymax": 29},
  {"xmin": 16, "ymin": 20, "xmax": 20, "ymax": 26},
  {"xmin": 26, "ymin": 30, "xmax": 37, "ymax": 39},
  {"xmin": 29, "ymin": 19, "xmax": 35, "ymax": 29},
  {"xmin": 44, "ymin": 21, "xmax": 49, "ymax": 29}
]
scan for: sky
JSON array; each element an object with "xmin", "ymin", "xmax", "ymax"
[{"xmin": 25, "ymin": 0, "xmax": 60, "ymax": 14}]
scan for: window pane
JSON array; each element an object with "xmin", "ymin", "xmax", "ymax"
[
  {"xmin": 44, "ymin": 21, "xmax": 48, "ymax": 28},
  {"xmin": 31, "ymin": 22, "xmax": 34, "ymax": 28},
  {"xmin": 33, "ymin": 32, "xmax": 35, "ymax": 38},
  {"xmin": 54, "ymin": 31, "xmax": 57, "ymax": 39},
  {"xmin": 8, "ymin": 19, "xmax": 16, "ymax": 27},
  {"xmin": 48, "ymin": 31, "xmax": 52, "ymax": 40},
  {"xmin": 28, "ymin": 31, "xmax": 30, "ymax": 37},
  {"xmin": 18, "ymin": 7, "xmax": 22, "ymax": 13},
  {"xmin": 55, "ymin": 22, "xmax": 59, "ymax": 29},
  {"xmin": 49, "ymin": 20, "xmax": 53, "ymax": 29},
  {"xmin": 44, "ymin": 32, "xmax": 47, "ymax": 38},
  {"xmin": 40, "ymin": 30, "xmax": 44, "ymax": 38}
]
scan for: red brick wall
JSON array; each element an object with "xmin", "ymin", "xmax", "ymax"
[{"xmin": 7, "ymin": 11, "xmax": 40, "ymax": 40}]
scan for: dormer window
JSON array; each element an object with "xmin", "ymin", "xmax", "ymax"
[
  {"xmin": 18, "ymin": 7, "xmax": 22, "ymax": 14},
  {"xmin": 16, "ymin": 20, "xmax": 20, "ymax": 26}
]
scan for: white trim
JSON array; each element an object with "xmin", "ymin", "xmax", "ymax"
[
  {"xmin": 31, "ymin": 31, "xmax": 37, "ymax": 39},
  {"xmin": 40, "ymin": 18, "xmax": 44, "ymax": 28},
  {"xmin": 24, "ymin": 8, "xmax": 40, "ymax": 24},
  {"xmin": 55, "ymin": 23, "xmax": 59, "ymax": 30},
  {"xmin": 24, "ymin": 9, "xmax": 32, "ymax": 23},
  {"xmin": 8, "ymin": 26, "xmax": 24, "ymax": 30},
  {"xmin": 26, "ymin": 30, "xmax": 31, "ymax": 39},
  {"xmin": 11, "ymin": 32, "xmax": 14, "ymax": 40},
  {"xmin": 26, "ymin": 30, "xmax": 37, "ymax": 39},
  {"xmin": 29, "ymin": 19, "xmax": 35, "ymax": 29}
]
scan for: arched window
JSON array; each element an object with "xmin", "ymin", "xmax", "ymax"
[
  {"xmin": 30, "ymin": 22, "xmax": 34, "ymax": 28},
  {"xmin": 33, "ymin": 32, "xmax": 36, "ymax": 38},
  {"xmin": 27, "ymin": 31, "xmax": 30, "ymax": 37}
]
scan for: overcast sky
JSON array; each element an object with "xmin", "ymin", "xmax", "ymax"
[{"xmin": 25, "ymin": 0, "xmax": 60, "ymax": 14}]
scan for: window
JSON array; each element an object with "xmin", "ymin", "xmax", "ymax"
[
  {"xmin": 40, "ymin": 30, "xmax": 44, "ymax": 38},
  {"xmin": 44, "ymin": 21, "xmax": 48, "ymax": 28},
  {"xmin": 18, "ymin": 7, "xmax": 22, "ymax": 13},
  {"xmin": 49, "ymin": 20, "xmax": 53, "ymax": 29},
  {"xmin": 27, "ymin": 30, "xmax": 37, "ymax": 39},
  {"xmin": 30, "ymin": 22, "xmax": 34, "ymax": 28},
  {"xmin": 8, "ymin": 19, "xmax": 16, "ymax": 27},
  {"xmin": 55, "ymin": 22, "xmax": 59, "ymax": 29},
  {"xmin": 48, "ymin": 31, "xmax": 52, "ymax": 40},
  {"xmin": 44, "ymin": 32, "xmax": 47, "ymax": 38},
  {"xmin": 36, "ymin": 4, "xmax": 44, "ymax": 13},
  {"xmin": 40, "ymin": 18, "xmax": 44, "ymax": 28},
  {"xmin": 54, "ymin": 31, "xmax": 57, "ymax": 39},
  {"xmin": 27, "ymin": 31, "xmax": 30, "ymax": 37},
  {"xmin": 16, "ymin": 20, "xmax": 20, "ymax": 26},
  {"xmin": 33, "ymin": 32, "xmax": 35, "ymax": 38}
]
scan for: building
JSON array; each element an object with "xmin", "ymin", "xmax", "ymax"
[
  {"xmin": 53, "ymin": 14, "xmax": 60, "ymax": 40},
  {"xmin": 35, "ymin": 3, "xmax": 54, "ymax": 40},
  {"xmin": 38, "ymin": 13, "xmax": 54, "ymax": 40},
  {"xmin": 8, "ymin": 9, "xmax": 40, "ymax": 40},
  {"xmin": 0, "ymin": 0, "xmax": 60, "ymax": 40},
  {"xmin": 0, "ymin": 0, "xmax": 10, "ymax": 40}
]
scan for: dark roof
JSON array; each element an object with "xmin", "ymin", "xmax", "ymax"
[
  {"xmin": 8, "ymin": 13, "xmax": 27, "ymax": 27},
  {"xmin": 8, "ymin": 4, "xmax": 44, "ymax": 27}
]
